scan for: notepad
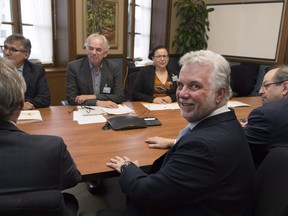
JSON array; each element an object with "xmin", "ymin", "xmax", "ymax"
[{"xmin": 17, "ymin": 110, "xmax": 43, "ymax": 124}]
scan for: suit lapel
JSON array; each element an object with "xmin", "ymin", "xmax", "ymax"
[{"xmin": 22, "ymin": 61, "xmax": 32, "ymax": 85}]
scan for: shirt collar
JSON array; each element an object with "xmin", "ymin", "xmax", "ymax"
[
  {"xmin": 89, "ymin": 61, "xmax": 103, "ymax": 71},
  {"xmin": 17, "ymin": 64, "xmax": 24, "ymax": 73}
]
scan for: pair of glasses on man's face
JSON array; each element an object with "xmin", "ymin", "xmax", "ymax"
[
  {"xmin": 260, "ymin": 80, "xmax": 287, "ymax": 90},
  {"xmin": 0, "ymin": 45, "xmax": 27, "ymax": 54}
]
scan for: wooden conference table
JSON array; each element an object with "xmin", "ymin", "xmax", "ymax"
[{"xmin": 18, "ymin": 96, "xmax": 262, "ymax": 181}]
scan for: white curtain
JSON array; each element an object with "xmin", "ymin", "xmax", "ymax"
[
  {"xmin": 21, "ymin": 0, "xmax": 52, "ymax": 64},
  {"xmin": 133, "ymin": 0, "xmax": 151, "ymax": 59}
]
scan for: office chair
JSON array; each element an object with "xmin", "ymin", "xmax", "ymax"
[
  {"xmin": 0, "ymin": 190, "xmax": 66, "ymax": 216},
  {"xmin": 255, "ymin": 147, "xmax": 288, "ymax": 216},
  {"xmin": 230, "ymin": 62, "xmax": 259, "ymax": 97}
]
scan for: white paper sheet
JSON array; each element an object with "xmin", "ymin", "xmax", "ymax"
[
  {"xmin": 142, "ymin": 103, "xmax": 180, "ymax": 111},
  {"xmin": 228, "ymin": 100, "xmax": 250, "ymax": 108}
]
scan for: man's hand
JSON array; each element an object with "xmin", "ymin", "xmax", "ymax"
[
  {"xmin": 145, "ymin": 136, "xmax": 175, "ymax": 149},
  {"xmin": 153, "ymin": 96, "xmax": 172, "ymax": 104},
  {"xmin": 239, "ymin": 118, "xmax": 248, "ymax": 127},
  {"xmin": 22, "ymin": 101, "xmax": 35, "ymax": 110},
  {"xmin": 106, "ymin": 156, "xmax": 139, "ymax": 173},
  {"xmin": 75, "ymin": 95, "xmax": 96, "ymax": 104},
  {"xmin": 96, "ymin": 100, "xmax": 118, "ymax": 108}
]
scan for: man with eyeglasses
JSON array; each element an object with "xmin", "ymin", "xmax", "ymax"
[
  {"xmin": 241, "ymin": 65, "xmax": 288, "ymax": 167},
  {"xmin": 66, "ymin": 33, "xmax": 125, "ymax": 108},
  {"xmin": 1, "ymin": 34, "xmax": 50, "ymax": 109}
]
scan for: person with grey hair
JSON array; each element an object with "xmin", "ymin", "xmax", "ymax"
[
  {"xmin": 66, "ymin": 33, "xmax": 125, "ymax": 108},
  {"xmin": 242, "ymin": 65, "xmax": 288, "ymax": 167},
  {"xmin": 90, "ymin": 50, "xmax": 255, "ymax": 216},
  {"xmin": 0, "ymin": 57, "xmax": 81, "ymax": 216},
  {"xmin": 1, "ymin": 34, "xmax": 50, "ymax": 109},
  {"xmin": 66, "ymin": 33, "xmax": 125, "ymax": 194}
]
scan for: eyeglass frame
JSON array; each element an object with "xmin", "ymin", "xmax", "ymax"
[
  {"xmin": 68, "ymin": 105, "xmax": 95, "ymax": 114},
  {"xmin": 260, "ymin": 80, "xmax": 287, "ymax": 90},
  {"xmin": 153, "ymin": 55, "xmax": 169, "ymax": 59},
  {"xmin": 0, "ymin": 44, "xmax": 27, "ymax": 54}
]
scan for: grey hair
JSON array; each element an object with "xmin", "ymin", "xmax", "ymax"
[
  {"xmin": 179, "ymin": 50, "xmax": 232, "ymax": 100},
  {"xmin": 4, "ymin": 34, "xmax": 32, "ymax": 54},
  {"xmin": 0, "ymin": 57, "xmax": 26, "ymax": 121},
  {"xmin": 84, "ymin": 33, "xmax": 110, "ymax": 51},
  {"xmin": 272, "ymin": 65, "xmax": 288, "ymax": 83}
]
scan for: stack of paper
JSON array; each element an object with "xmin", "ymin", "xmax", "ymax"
[
  {"xmin": 17, "ymin": 110, "xmax": 43, "ymax": 124},
  {"xmin": 74, "ymin": 105, "xmax": 135, "ymax": 125}
]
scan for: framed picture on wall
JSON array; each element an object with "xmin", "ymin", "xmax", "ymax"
[{"xmin": 75, "ymin": 0, "xmax": 124, "ymax": 55}]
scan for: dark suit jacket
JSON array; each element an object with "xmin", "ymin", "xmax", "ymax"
[
  {"xmin": 66, "ymin": 57, "xmax": 125, "ymax": 105},
  {"xmin": 119, "ymin": 111, "xmax": 256, "ymax": 216},
  {"xmin": 244, "ymin": 99, "xmax": 288, "ymax": 168},
  {"xmin": 23, "ymin": 60, "xmax": 50, "ymax": 108},
  {"xmin": 0, "ymin": 121, "xmax": 81, "ymax": 196},
  {"xmin": 131, "ymin": 65, "xmax": 178, "ymax": 102}
]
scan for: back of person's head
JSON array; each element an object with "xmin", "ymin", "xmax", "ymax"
[
  {"xmin": 4, "ymin": 34, "xmax": 32, "ymax": 54},
  {"xmin": 148, "ymin": 45, "xmax": 167, "ymax": 60},
  {"xmin": 179, "ymin": 50, "xmax": 232, "ymax": 101},
  {"xmin": 272, "ymin": 65, "xmax": 288, "ymax": 83},
  {"xmin": 84, "ymin": 33, "xmax": 110, "ymax": 51},
  {"xmin": 0, "ymin": 57, "xmax": 26, "ymax": 122}
]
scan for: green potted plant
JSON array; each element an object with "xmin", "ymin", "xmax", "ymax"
[{"xmin": 172, "ymin": 0, "xmax": 214, "ymax": 55}]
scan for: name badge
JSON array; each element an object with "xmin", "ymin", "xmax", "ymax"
[
  {"xmin": 103, "ymin": 85, "xmax": 111, "ymax": 94},
  {"xmin": 172, "ymin": 74, "xmax": 178, "ymax": 82}
]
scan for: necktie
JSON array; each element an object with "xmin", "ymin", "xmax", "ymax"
[{"xmin": 176, "ymin": 124, "xmax": 191, "ymax": 141}]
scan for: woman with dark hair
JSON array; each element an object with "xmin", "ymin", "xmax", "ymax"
[{"xmin": 131, "ymin": 45, "xmax": 178, "ymax": 103}]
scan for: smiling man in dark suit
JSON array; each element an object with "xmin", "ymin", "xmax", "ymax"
[
  {"xmin": 66, "ymin": 33, "xmax": 125, "ymax": 108},
  {"xmin": 2, "ymin": 34, "xmax": 50, "ymax": 109},
  {"xmin": 95, "ymin": 50, "xmax": 256, "ymax": 216}
]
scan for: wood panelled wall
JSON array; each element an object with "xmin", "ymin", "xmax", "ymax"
[{"xmin": 47, "ymin": 0, "xmax": 288, "ymax": 105}]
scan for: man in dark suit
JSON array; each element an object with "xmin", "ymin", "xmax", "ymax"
[
  {"xmin": 66, "ymin": 33, "xmax": 125, "ymax": 193},
  {"xmin": 242, "ymin": 66, "xmax": 288, "ymax": 167},
  {"xmin": 0, "ymin": 57, "xmax": 81, "ymax": 216},
  {"xmin": 2, "ymin": 34, "xmax": 50, "ymax": 109},
  {"xmin": 97, "ymin": 50, "xmax": 256, "ymax": 216},
  {"xmin": 66, "ymin": 33, "xmax": 125, "ymax": 108}
]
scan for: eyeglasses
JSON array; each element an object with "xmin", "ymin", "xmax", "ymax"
[
  {"xmin": 68, "ymin": 105, "xmax": 95, "ymax": 114},
  {"xmin": 81, "ymin": 105, "xmax": 95, "ymax": 113},
  {"xmin": 261, "ymin": 80, "xmax": 287, "ymax": 90},
  {"xmin": 154, "ymin": 55, "xmax": 169, "ymax": 59},
  {"xmin": 0, "ymin": 45, "xmax": 27, "ymax": 54}
]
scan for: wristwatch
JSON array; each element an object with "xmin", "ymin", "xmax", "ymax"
[{"xmin": 120, "ymin": 161, "xmax": 134, "ymax": 173}]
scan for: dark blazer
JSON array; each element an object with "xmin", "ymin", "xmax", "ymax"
[
  {"xmin": 0, "ymin": 121, "xmax": 81, "ymax": 213},
  {"xmin": 119, "ymin": 111, "xmax": 256, "ymax": 216},
  {"xmin": 23, "ymin": 60, "xmax": 50, "ymax": 108},
  {"xmin": 244, "ymin": 99, "xmax": 288, "ymax": 168},
  {"xmin": 66, "ymin": 57, "xmax": 125, "ymax": 105},
  {"xmin": 131, "ymin": 65, "xmax": 178, "ymax": 102},
  {"xmin": 0, "ymin": 121, "xmax": 81, "ymax": 193}
]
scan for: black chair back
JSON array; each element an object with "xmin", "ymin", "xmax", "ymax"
[{"xmin": 255, "ymin": 147, "xmax": 288, "ymax": 216}]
